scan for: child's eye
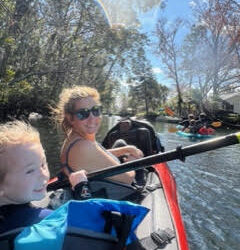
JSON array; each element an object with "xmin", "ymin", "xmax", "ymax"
[{"xmin": 26, "ymin": 169, "xmax": 35, "ymax": 174}]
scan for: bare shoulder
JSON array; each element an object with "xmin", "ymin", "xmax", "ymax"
[
  {"xmin": 68, "ymin": 139, "xmax": 99, "ymax": 164},
  {"xmin": 70, "ymin": 139, "xmax": 97, "ymax": 153}
]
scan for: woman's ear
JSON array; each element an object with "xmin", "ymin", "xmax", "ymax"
[{"xmin": 65, "ymin": 114, "xmax": 74, "ymax": 126}]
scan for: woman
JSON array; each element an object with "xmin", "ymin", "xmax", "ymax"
[{"xmin": 53, "ymin": 86, "xmax": 143, "ymax": 184}]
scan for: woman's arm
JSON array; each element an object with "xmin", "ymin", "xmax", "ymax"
[
  {"xmin": 67, "ymin": 140, "xmax": 135, "ymax": 185},
  {"xmin": 108, "ymin": 145, "xmax": 144, "ymax": 158}
]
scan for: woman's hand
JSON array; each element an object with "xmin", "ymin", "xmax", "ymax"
[
  {"xmin": 120, "ymin": 145, "xmax": 144, "ymax": 162},
  {"xmin": 69, "ymin": 170, "xmax": 88, "ymax": 189},
  {"xmin": 108, "ymin": 145, "xmax": 143, "ymax": 159},
  {"xmin": 125, "ymin": 145, "xmax": 144, "ymax": 159}
]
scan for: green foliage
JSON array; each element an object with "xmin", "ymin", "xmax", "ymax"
[
  {"xmin": 4, "ymin": 68, "xmax": 15, "ymax": 81},
  {"xmin": 4, "ymin": 36, "xmax": 15, "ymax": 45},
  {"xmin": 0, "ymin": 67, "xmax": 34, "ymax": 119},
  {"xmin": 135, "ymin": 111, "xmax": 159, "ymax": 120},
  {"xmin": 128, "ymin": 71, "xmax": 169, "ymax": 115},
  {"xmin": 135, "ymin": 112, "xmax": 145, "ymax": 119},
  {"xmin": 145, "ymin": 111, "xmax": 159, "ymax": 120},
  {"xmin": 0, "ymin": 0, "xmax": 151, "ymax": 120}
]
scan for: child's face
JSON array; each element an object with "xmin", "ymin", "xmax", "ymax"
[{"xmin": 0, "ymin": 143, "xmax": 50, "ymax": 205}]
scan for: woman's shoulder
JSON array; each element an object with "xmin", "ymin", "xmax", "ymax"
[
  {"xmin": 67, "ymin": 137, "xmax": 97, "ymax": 155},
  {"xmin": 62, "ymin": 136, "xmax": 87, "ymax": 150}
]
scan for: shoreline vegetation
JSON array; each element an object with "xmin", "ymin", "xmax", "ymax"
[
  {"xmin": 1, "ymin": 1, "xmax": 240, "ymax": 129},
  {"xmin": 24, "ymin": 112, "xmax": 240, "ymax": 131}
]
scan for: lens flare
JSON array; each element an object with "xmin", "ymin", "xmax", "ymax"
[{"xmin": 94, "ymin": 0, "xmax": 112, "ymax": 28}]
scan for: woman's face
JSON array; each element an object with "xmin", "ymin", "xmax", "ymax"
[{"xmin": 70, "ymin": 97, "xmax": 102, "ymax": 138}]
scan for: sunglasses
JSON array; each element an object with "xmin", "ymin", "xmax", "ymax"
[{"xmin": 74, "ymin": 106, "xmax": 102, "ymax": 120}]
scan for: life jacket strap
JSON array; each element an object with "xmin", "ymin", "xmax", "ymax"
[{"xmin": 102, "ymin": 211, "xmax": 135, "ymax": 250}]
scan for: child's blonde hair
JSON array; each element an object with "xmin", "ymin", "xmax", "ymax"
[
  {"xmin": 52, "ymin": 85, "xmax": 100, "ymax": 136},
  {"xmin": 0, "ymin": 120, "xmax": 40, "ymax": 182}
]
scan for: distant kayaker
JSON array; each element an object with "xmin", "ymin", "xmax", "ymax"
[
  {"xmin": 0, "ymin": 121, "xmax": 90, "ymax": 234},
  {"xmin": 195, "ymin": 112, "xmax": 209, "ymax": 128},
  {"xmin": 185, "ymin": 119, "xmax": 198, "ymax": 134},
  {"xmin": 179, "ymin": 113, "xmax": 195, "ymax": 131},
  {"xmin": 53, "ymin": 85, "xmax": 143, "ymax": 185}
]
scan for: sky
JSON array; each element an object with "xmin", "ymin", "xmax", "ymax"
[
  {"xmin": 100, "ymin": 0, "xmax": 195, "ymax": 88},
  {"xmin": 140, "ymin": 0, "xmax": 194, "ymax": 86}
]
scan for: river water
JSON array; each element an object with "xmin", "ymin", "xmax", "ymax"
[{"xmin": 32, "ymin": 115, "xmax": 240, "ymax": 250}]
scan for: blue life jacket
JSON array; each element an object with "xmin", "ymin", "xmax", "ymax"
[{"xmin": 15, "ymin": 199, "xmax": 149, "ymax": 250}]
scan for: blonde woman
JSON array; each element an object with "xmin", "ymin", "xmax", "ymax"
[{"xmin": 53, "ymin": 86, "xmax": 143, "ymax": 184}]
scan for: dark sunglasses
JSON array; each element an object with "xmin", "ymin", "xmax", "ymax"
[{"xmin": 74, "ymin": 106, "xmax": 102, "ymax": 120}]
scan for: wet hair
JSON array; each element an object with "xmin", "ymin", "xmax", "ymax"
[
  {"xmin": 52, "ymin": 85, "xmax": 100, "ymax": 137},
  {"xmin": 0, "ymin": 120, "xmax": 40, "ymax": 183}
]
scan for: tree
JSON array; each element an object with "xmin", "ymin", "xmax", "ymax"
[
  {"xmin": 0, "ymin": 0, "xmax": 154, "ymax": 120},
  {"xmin": 154, "ymin": 17, "xmax": 185, "ymax": 116},
  {"xmin": 128, "ymin": 50, "xmax": 168, "ymax": 116},
  {"xmin": 182, "ymin": 0, "xmax": 240, "ymax": 102}
]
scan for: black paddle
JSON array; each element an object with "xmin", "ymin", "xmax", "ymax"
[{"xmin": 47, "ymin": 132, "xmax": 240, "ymax": 191}]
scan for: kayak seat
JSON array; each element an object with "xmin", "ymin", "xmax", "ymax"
[
  {"xmin": 105, "ymin": 128, "xmax": 153, "ymax": 156},
  {"xmin": 102, "ymin": 119, "xmax": 161, "ymax": 186},
  {"xmin": 102, "ymin": 120, "xmax": 154, "ymax": 157}
]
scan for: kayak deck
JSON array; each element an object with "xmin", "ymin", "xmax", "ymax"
[{"xmin": 36, "ymin": 163, "xmax": 185, "ymax": 249}]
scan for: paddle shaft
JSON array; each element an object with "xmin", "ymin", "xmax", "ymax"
[
  {"xmin": 88, "ymin": 132, "xmax": 239, "ymax": 179},
  {"xmin": 47, "ymin": 132, "xmax": 240, "ymax": 191}
]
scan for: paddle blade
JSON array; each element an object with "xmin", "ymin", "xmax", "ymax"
[
  {"xmin": 165, "ymin": 107, "xmax": 175, "ymax": 117},
  {"xmin": 168, "ymin": 126, "xmax": 178, "ymax": 133},
  {"xmin": 211, "ymin": 121, "xmax": 222, "ymax": 128}
]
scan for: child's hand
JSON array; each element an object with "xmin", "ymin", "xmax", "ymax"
[
  {"xmin": 184, "ymin": 128, "xmax": 190, "ymax": 133},
  {"xmin": 69, "ymin": 170, "xmax": 88, "ymax": 189}
]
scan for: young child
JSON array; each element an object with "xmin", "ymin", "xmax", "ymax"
[
  {"xmin": 188, "ymin": 119, "xmax": 198, "ymax": 134},
  {"xmin": 0, "ymin": 120, "xmax": 89, "ymax": 234},
  {"xmin": 179, "ymin": 114, "xmax": 195, "ymax": 131}
]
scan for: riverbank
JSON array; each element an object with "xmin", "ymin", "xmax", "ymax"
[{"xmin": 155, "ymin": 115, "xmax": 181, "ymax": 123}]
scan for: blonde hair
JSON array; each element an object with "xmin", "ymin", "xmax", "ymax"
[
  {"xmin": 0, "ymin": 120, "xmax": 40, "ymax": 182},
  {"xmin": 52, "ymin": 85, "xmax": 100, "ymax": 136}
]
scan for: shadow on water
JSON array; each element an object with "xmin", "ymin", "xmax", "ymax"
[{"xmin": 33, "ymin": 116, "xmax": 240, "ymax": 250}]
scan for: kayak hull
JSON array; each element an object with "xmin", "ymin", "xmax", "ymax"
[
  {"xmin": 176, "ymin": 130, "xmax": 213, "ymax": 139},
  {"xmin": 155, "ymin": 162, "xmax": 188, "ymax": 250}
]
